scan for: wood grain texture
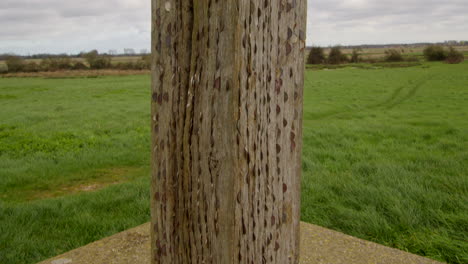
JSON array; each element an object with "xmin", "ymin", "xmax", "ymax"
[{"xmin": 151, "ymin": 1, "xmax": 306, "ymax": 263}]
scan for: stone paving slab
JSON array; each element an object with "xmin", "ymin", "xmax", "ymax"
[{"xmin": 38, "ymin": 222, "xmax": 444, "ymax": 264}]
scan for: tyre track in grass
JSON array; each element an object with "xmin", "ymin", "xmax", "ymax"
[
  {"xmin": 385, "ymin": 76, "xmax": 430, "ymax": 110},
  {"xmin": 304, "ymin": 72, "xmax": 432, "ymax": 121}
]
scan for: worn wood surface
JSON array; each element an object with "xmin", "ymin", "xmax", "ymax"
[{"xmin": 151, "ymin": 1, "xmax": 307, "ymax": 263}]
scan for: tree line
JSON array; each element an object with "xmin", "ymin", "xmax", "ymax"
[
  {"xmin": 307, "ymin": 45, "xmax": 464, "ymax": 65},
  {"xmin": 1, "ymin": 45, "xmax": 464, "ymax": 74},
  {"xmin": 1, "ymin": 50, "xmax": 151, "ymax": 73}
]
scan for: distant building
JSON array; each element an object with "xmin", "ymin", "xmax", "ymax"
[
  {"xmin": 445, "ymin": 40, "xmax": 458, "ymax": 45},
  {"xmin": 124, "ymin": 48, "xmax": 136, "ymax": 55}
]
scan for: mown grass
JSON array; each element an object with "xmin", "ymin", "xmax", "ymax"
[{"xmin": 1, "ymin": 62, "xmax": 467, "ymax": 264}]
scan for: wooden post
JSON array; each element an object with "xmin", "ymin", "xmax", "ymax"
[{"xmin": 151, "ymin": 1, "xmax": 307, "ymax": 263}]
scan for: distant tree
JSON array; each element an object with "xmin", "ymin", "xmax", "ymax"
[
  {"xmin": 55, "ymin": 57, "xmax": 73, "ymax": 70},
  {"xmin": 445, "ymin": 46, "xmax": 464, "ymax": 64},
  {"xmin": 341, "ymin": 53, "xmax": 349, "ymax": 63},
  {"xmin": 72, "ymin": 62, "xmax": 89, "ymax": 70},
  {"xmin": 116, "ymin": 62, "xmax": 136, "ymax": 70},
  {"xmin": 423, "ymin": 45, "xmax": 447, "ymax": 61},
  {"xmin": 306, "ymin": 47, "xmax": 326, "ymax": 64},
  {"xmin": 23, "ymin": 62, "xmax": 40, "ymax": 72},
  {"xmin": 141, "ymin": 54, "xmax": 151, "ymax": 69},
  {"xmin": 0, "ymin": 64, "xmax": 7, "ymax": 74},
  {"xmin": 142, "ymin": 54, "xmax": 151, "ymax": 62},
  {"xmin": 350, "ymin": 48, "xmax": 362, "ymax": 63},
  {"xmin": 91, "ymin": 57, "xmax": 111, "ymax": 69},
  {"xmin": 384, "ymin": 49, "xmax": 404, "ymax": 62},
  {"xmin": 328, "ymin": 46, "xmax": 345, "ymax": 64},
  {"xmin": 39, "ymin": 58, "xmax": 55, "ymax": 71},
  {"xmin": 134, "ymin": 60, "xmax": 149, "ymax": 70},
  {"xmin": 83, "ymin": 50, "xmax": 111, "ymax": 69},
  {"xmin": 40, "ymin": 57, "xmax": 73, "ymax": 71},
  {"xmin": 5, "ymin": 55, "xmax": 24, "ymax": 72},
  {"xmin": 83, "ymin": 50, "xmax": 99, "ymax": 65}
]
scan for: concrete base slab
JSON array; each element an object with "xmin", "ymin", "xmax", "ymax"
[{"xmin": 38, "ymin": 222, "xmax": 444, "ymax": 264}]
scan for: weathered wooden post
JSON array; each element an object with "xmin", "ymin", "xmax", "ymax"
[{"xmin": 151, "ymin": 1, "xmax": 307, "ymax": 263}]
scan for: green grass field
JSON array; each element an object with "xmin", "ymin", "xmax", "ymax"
[{"xmin": 1, "ymin": 62, "xmax": 467, "ymax": 264}]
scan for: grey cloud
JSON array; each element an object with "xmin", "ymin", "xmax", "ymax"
[
  {"xmin": 308, "ymin": 0, "xmax": 468, "ymax": 45},
  {"xmin": 0, "ymin": 0, "xmax": 150, "ymax": 54},
  {"xmin": 0, "ymin": 0, "xmax": 467, "ymax": 54}
]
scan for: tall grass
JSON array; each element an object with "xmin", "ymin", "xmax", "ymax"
[
  {"xmin": 0, "ymin": 62, "xmax": 467, "ymax": 263},
  {"xmin": 301, "ymin": 62, "xmax": 468, "ymax": 264}
]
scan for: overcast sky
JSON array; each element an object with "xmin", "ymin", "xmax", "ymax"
[{"xmin": 1, "ymin": 0, "xmax": 467, "ymax": 55}]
